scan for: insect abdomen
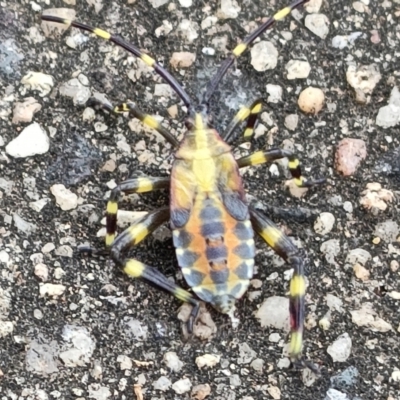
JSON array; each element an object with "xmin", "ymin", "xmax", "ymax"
[{"xmin": 172, "ymin": 192, "xmax": 255, "ymax": 313}]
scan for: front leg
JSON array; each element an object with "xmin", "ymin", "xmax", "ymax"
[{"xmin": 249, "ymin": 206, "xmax": 319, "ymax": 373}]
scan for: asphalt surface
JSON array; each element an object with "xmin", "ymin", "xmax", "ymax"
[{"xmin": 0, "ymin": 1, "xmax": 399, "ymax": 399}]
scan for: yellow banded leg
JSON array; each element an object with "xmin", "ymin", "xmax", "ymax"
[
  {"xmin": 121, "ymin": 260, "xmax": 200, "ymax": 332},
  {"xmin": 109, "ymin": 208, "xmax": 200, "ymax": 332},
  {"xmin": 249, "ymin": 207, "xmax": 320, "ymax": 374},
  {"xmin": 106, "ymin": 177, "xmax": 170, "ymax": 247},
  {"xmin": 236, "ymin": 148, "xmax": 325, "ymax": 188},
  {"xmin": 222, "ymin": 99, "xmax": 263, "ymax": 144},
  {"xmin": 40, "ymin": 15, "xmax": 193, "ymax": 109},
  {"xmin": 88, "ymin": 97, "xmax": 179, "ymax": 147}
]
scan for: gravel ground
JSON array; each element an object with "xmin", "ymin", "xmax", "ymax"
[{"xmin": 1, "ymin": 0, "xmax": 400, "ymax": 399}]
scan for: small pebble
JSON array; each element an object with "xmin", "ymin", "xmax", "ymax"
[
  {"xmin": 255, "ymin": 296, "xmax": 289, "ymax": 330},
  {"xmin": 217, "ymin": 0, "xmax": 241, "ymax": 19},
  {"xmin": 117, "ymin": 355, "xmax": 132, "ymax": 370},
  {"xmin": 374, "ymin": 220, "xmax": 399, "ymax": 242},
  {"xmin": 6, "ymin": 122, "xmax": 49, "ymax": 158},
  {"xmin": 266, "ymin": 84, "xmax": 283, "ymax": 103},
  {"xmin": 345, "ymin": 248, "xmax": 371, "ymax": 266},
  {"xmin": 34, "ymin": 263, "xmax": 49, "ymax": 281},
  {"xmin": 325, "ymin": 388, "xmax": 350, "ymax": 400},
  {"xmin": 12, "ymin": 97, "xmax": 42, "ymax": 124},
  {"xmin": 55, "ymin": 245, "xmax": 73, "ymax": 258},
  {"xmin": 59, "ymin": 78, "xmax": 91, "ymax": 105},
  {"xmin": 50, "ymin": 184, "xmax": 78, "ymax": 211},
  {"xmin": 250, "ymin": 358, "xmax": 264, "ymax": 372},
  {"xmin": 195, "ymin": 354, "xmax": 220, "ymax": 369},
  {"xmin": 298, "ymin": 87, "xmax": 324, "ymax": 114},
  {"xmin": 327, "ymin": 332, "xmax": 352, "ymax": 362},
  {"xmin": 305, "ymin": 14, "xmax": 330, "ymax": 39},
  {"xmin": 251, "ymin": 41, "xmax": 278, "ymax": 72},
  {"xmin": 191, "ymin": 383, "xmax": 211, "ymax": 400},
  {"xmin": 314, "ymin": 212, "xmax": 335, "ymax": 235},
  {"xmin": 353, "ymin": 263, "xmax": 370, "ymax": 281},
  {"xmin": 148, "ymin": 0, "xmax": 168, "ymax": 8},
  {"xmin": 0, "ymin": 321, "xmax": 14, "ymax": 338},
  {"xmin": 350, "ymin": 303, "xmax": 392, "ymax": 332},
  {"xmin": 284, "ymin": 114, "xmax": 299, "ymax": 131},
  {"xmin": 346, "ymin": 64, "xmax": 381, "ymax": 104},
  {"xmin": 285, "ymin": 60, "xmax": 311, "ymax": 80},
  {"xmin": 39, "ymin": 283, "xmax": 66, "ymax": 297},
  {"xmin": 41, "ymin": 242, "xmax": 55, "ymax": 253},
  {"xmin": 335, "ymin": 138, "xmax": 367, "ymax": 176},
  {"xmin": 170, "ymin": 52, "xmax": 196, "ymax": 68},
  {"xmin": 376, "ymin": 86, "xmax": 400, "ymax": 128},
  {"xmin": 172, "ymin": 378, "xmax": 192, "ymax": 394},
  {"xmin": 163, "ymin": 351, "xmax": 184, "ymax": 372},
  {"xmin": 360, "ymin": 183, "xmax": 394, "ymax": 212},
  {"xmin": 343, "ymin": 201, "xmax": 353, "ymax": 213},
  {"xmin": 21, "ymin": 71, "xmax": 54, "ymax": 97},
  {"xmin": 267, "ymin": 385, "xmax": 281, "ymax": 400}
]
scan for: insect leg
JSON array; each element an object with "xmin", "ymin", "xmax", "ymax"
[
  {"xmin": 89, "ymin": 97, "xmax": 179, "ymax": 148},
  {"xmin": 109, "ymin": 207, "xmax": 200, "ymax": 332},
  {"xmin": 236, "ymin": 148, "xmax": 325, "ymax": 188},
  {"xmin": 105, "ymin": 177, "xmax": 170, "ymax": 247},
  {"xmin": 222, "ymin": 99, "xmax": 262, "ymax": 144},
  {"xmin": 41, "ymin": 15, "xmax": 193, "ymax": 110},
  {"xmin": 249, "ymin": 206, "xmax": 319, "ymax": 374}
]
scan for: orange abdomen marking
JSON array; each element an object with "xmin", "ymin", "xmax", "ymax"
[{"xmin": 172, "ymin": 192, "xmax": 255, "ymax": 313}]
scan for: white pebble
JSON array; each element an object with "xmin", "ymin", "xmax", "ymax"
[
  {"xmin": 331, "ymin": 32, "xmax": 363, "ymax": 49},
  {"xmin": 59, "ymin": 78, "xmax": 91, "ymax": 105},
  {"xmin": 255, "ymin": 296, "xmax": 289, "ymax": 331},
  {"xmin": 284, "ymin": 114, "xmax": 299, "ymax": 131},
  {"xmin": 266, "ymin": 84, "xmax": 283, "ymax": 104},
  {"xmin": 325, "ymin": 388, "xmax": 350, "ymax": 400},
  {"xmin": 0, "ymin": 251, "xmax": 10, "ymax": 264},
  {"xmin": 13, "ymin": 214, "xmax": 37, "ymax": 235},
  {"xmin": 178, "ymin": 19, "xmax": 199, "ymax": 43},
  {"xmin": 343, "ymin": 201, "xmax": 353, "ymax": 213},
  {"xmin": 172, "ymin": 378, "xmax": 192, "ymax": 394},
  {"xmin": 117, "ymin": 355, "xmax": 132, "ymax": 370},
  {"xmin": 202, "ymin": 47, "xmax": 215, "ymax": 56},
  {"xmin": 30, "ymin": 198, "xmax": 50, "ymax": 212},
  {"xmin": 39, "ymin": 283, "xmax": 66, "ymax": 297},
  {"xmin": 217, "ymin": 0, "xmax": 241, "ymax": 19},
  {"xmin": 178, "ymin": 0, "xmax": 192, "ymax": 7},
  {"xmin": 148, "ymin": 0, "xmax": 168, "ymax": 8},
  {"xmin": 327, "ymin": 332, "xmax": 352, "ymax": 362},
  {"xmin": 6, "ymin": 122, "xmax": 49, "ymax": 158},
  {"xmin": 152, "ymin": 376, "xmax": 172, "ymax": 391},
  {"xmin": 305, "ymin": 14, "xmax": 330, "ymax": 39},
  {"xmin": 314, "ymin": 212, "xmax": 335, "ymax": 235},
  {"xmin": 50, "ymin": 184, "xmax": 78, "ymax": 211},
  {"xmin": 195, "ymin": 353, "xmax": 220, "ymax": 369},
  {"xmin": 163, "ymin": 351, "xmax": 184, "ymax": 372},
  {"xmin": 251, "ymin": 41, "xmax": 278, "ymax": 72},
  {"xmin": 285, "ymin": 60, "xmax": 311, "ymax": 80},
  {"xmin": 346, "ymin": 64, "xmax": 381, "ymax": 104},
  {"xmin": 55, "ymin": 245, "xmax": 73, "ymax": 258},
  {"xmin": 376, "ymin": 86, "xmax": 400, "ymax": 128},
  {"xmin": 0, "ymin": 321, "xmax": 14, "ymax": 338},
  {"xmin": 34, "ymin": 263, "xmax": 49, "ymax": 281},
  {"xmin": 21, "ymin": 71, "xmax": 54, "ymax": 97}
]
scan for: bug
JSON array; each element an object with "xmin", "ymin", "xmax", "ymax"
[{"xmin": 42, "ymin": 0, "xmax": 324, "ymax": 372}]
